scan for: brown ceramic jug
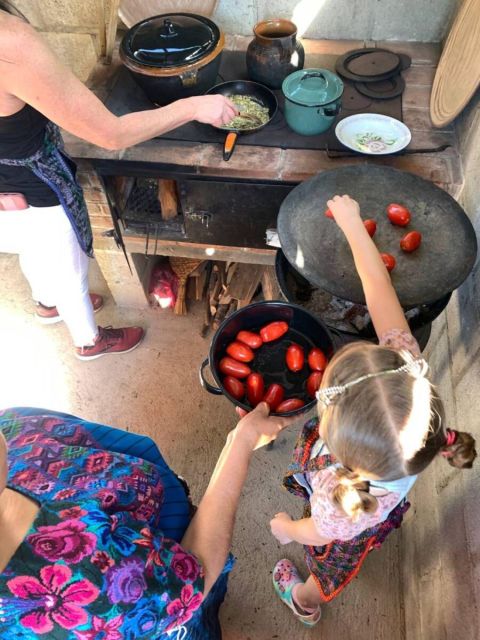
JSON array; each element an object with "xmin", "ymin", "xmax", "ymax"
[{"xmin": 246, "ymin": 19, "xmax": 305, "ymax": 90}]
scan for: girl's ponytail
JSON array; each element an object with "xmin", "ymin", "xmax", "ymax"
[
  {"xmin": 332, "ymin": 467, "xmax": 378, "ymax": 521},
  {"xmin": 441, "ymin": 429, "xmax": 477, "ymax": 469}
]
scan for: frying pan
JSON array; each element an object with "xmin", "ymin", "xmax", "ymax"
[{"xmin": 205, "ymin": 80, "xmax": 278, "ymax": 161}]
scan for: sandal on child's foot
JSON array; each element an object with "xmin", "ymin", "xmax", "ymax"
[{"xmin": 272, "ymin": 559, "xmax": 321, "ymax": 627}]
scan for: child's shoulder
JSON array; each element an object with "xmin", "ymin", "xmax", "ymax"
[{"xmin": 379, "ymin": 328, "xmax": 421, "ymax": 357}]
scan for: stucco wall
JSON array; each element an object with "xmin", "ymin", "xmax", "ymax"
[
  {"xmin": 399, "ymin": 80, "xmax": 480, "ymax": 639},
  {"xmin": 213, "ymin": 0, "xmax": 458, "ymax": 41}
]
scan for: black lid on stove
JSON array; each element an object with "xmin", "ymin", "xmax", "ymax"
[{"xmin": 121, "ymin": 13, "xmax": 221, "ymax": 69}]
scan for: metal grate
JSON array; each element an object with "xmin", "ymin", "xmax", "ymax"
[{"xmin": 123, "ymin": 178, "xmax": 163, "ymax": 226}]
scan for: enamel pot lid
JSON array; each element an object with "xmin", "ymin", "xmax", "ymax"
[
  {"xmin": 282, "ymin": 69, "xmax": 343, "ymax": 106},
  {"xmin": 277, "ymin": 166, "xmax": 477, "ymax": 307},
  {"xmin": 121, "ymin": 13, "xmax": 222, "ymax": 69}
]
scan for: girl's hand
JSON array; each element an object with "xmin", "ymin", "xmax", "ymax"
[
  {"xmin": 187, "ymin": 94, "xmax": 238, "ymax": 127},
  {"xmin": 270, "ymin": 512, "xmax": 294, "ymax": 544},
  {"xmin": 235, "ymin": 402, "xmax": 295, "ymax": 451},
  {"xmin": 326, "ymin": 194, "xmax": 363, "ymax": 234}
]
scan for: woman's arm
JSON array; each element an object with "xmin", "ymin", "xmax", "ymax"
[
  {"xmin": 270, "ymin": 512, "xmax": 332, "ymax": 546},
  {"xmin": 181, "ymin": 403, "xmax": 295, "ymax": 596},
  {"xmin": 0, "ymin": 17, "xmax": 237, "ymax": 150},
  {"xmin": 326, "ymin": 194, "xmax": 410, "ymax": 338}
]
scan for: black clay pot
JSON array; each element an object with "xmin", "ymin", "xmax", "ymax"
[
  {"xmin": 120, "ymin": 13, "xmax": 225, "ymax": 105},
  {"xmin": 199, "ymin": 300, "xmax": 334, "ymax": 416},
  {"xmin": 246, "ymin": 19, "xmax": 305, "ymax": 90}
]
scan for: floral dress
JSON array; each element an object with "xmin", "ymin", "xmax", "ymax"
[{"xmin": 0, "ymin": 410, "xmax": 205, "ymax": 640}]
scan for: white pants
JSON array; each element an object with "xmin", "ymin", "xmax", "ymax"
[{"xmin": 0, "ymin": 204, "xmax": 97, "ymax": 346}]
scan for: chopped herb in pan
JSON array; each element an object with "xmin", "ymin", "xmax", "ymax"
[{"xmin": 222, "ymin": 95, "xmax": 270, "ymax": 130}]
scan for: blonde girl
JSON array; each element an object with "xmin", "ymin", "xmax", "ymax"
[{"xmin": 270, "ymin": 195, "xmax": 476, "ymax": 626}]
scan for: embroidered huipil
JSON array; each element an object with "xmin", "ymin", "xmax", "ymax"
[{"xmin": 0, "ymin": 411, "xmax": 204, "ymax": 639}]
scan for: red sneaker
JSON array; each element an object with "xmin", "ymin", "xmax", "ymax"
[
  {"xmin": 36, "ymin": 293, "xmax": 104, "ymax": 324},
  {"xmin": 75, "ymin": 325, "xmax": 144, "ymax": 361}
]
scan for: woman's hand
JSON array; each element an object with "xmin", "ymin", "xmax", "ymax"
[
  {"xmin": 186, "ymin": 94, "xmax": 238, "ymax": 127},
  {"xmin": 326, "ymin": 194, "xmax": 364, "ymax": 234},
  {"xmin": 234, "ymin": 402, "xmax": 295, "ymax": 450},
  {"xmin": 270, "ymin": 512, "xmax": 294, "ymax": 544}
]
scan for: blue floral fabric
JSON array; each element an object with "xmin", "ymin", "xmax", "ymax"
[{"xmin": 0, "ymin": 409, "xmax": 206, "ymax": 639}]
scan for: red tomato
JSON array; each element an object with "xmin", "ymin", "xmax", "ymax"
[
  {"xmin": 286, "ymin": 343, "xmax": 304, "ymax": 372},
  {"xmin": 276, "ymin": 398, "xmax": 305, "ymax": 414},
  {"xmin": 219, "ymin": 357, "xmax": 251, "ymax": 379},
  {"xmin": 260, "ymin": 321, "xmax": 289, "ymax": 343},
  {"xmin": 387, "ymin": 203, "xmax": 411, "ymax": 227},
  {"xmin": 236, "ymin": 330, "xmax": 263, "ymax": 349},
  {"xmin": 308, "ymin": 347, "xmax": 328, "ymax": 372},
  {"xmin": 364, "ymin": 219, "xmax": 377, "ymax": 237},
  {"xmin": 246, "ymin": 373, "xmax": 265, "ymax": 407},
  {"xmin": 380, "ymin": 253, "xmax": 396, "ymax": 272},
  {"xmin": 400, "ymin": 230, "xmax": 422, "ymax": 253},
  {"xmin": 226, "ymin": 341, "xmax": 254, "ymax": 363},
  {"xmin": 306, "ymin": 371, "xmax": 323, "ymax": 398},
  {"xmin": 263, "ymin": 383, "xmax": 285, "ymax": 411},
  {"xmin": 325, "ymin": 208, "xmax": 334, "ymax": 219},
  {"xmin": 223, "ymin": 376, "xmax": 245, "ymax": 400}
]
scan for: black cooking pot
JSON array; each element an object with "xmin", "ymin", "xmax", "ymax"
[
  {"xmin": 275, "ymin": 250, "xmax": 450, "ymax": 351},
  {"xmin": 199, "ymin": 300, "xmax": 335, "ymax": 416},
  {"xmin": 120, "ymin": 13, "xmax": 225, "ymax": 105}
]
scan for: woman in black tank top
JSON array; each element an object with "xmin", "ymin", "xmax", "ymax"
[{"xmin": 0, "ymin": 3, "xmax": 236, "ymax": 359}]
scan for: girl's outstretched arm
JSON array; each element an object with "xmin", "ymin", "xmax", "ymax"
[{"xmin": 326, "ymin": 194, "xmax": 410, "ymax": 339}]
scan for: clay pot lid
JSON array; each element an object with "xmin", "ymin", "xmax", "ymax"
[{"xmin": 121, "ymin": 13, "xmax": 221, "ymax": 68}]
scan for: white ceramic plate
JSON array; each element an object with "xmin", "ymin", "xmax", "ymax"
[{"xmin": 335, "ymin": 114, "xmax": 411, "ymax": 155}]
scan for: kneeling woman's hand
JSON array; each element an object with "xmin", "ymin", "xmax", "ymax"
[{"xmin": 234, "ymin": 402, "xmax": 296, "ymax": 450}]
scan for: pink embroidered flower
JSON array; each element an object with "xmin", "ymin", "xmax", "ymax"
[
  {"xmin": 27, "ymin": 519, "xmax": 97, "ymax": 563},
  {"xmin": 97, "ymin": 488, "xmax": 118, "ymax": 509},
  {"xmin": 171, "ymin": 549, "xmax": 200, "ymax": 582},
  {"xmin": 91, "ymin": 551, "xmax": 114, "ymax": 573},
  {"xmin": 7, "ymin": 564, "xmax": 99, "ymax": 634},
  {"xmin": 74, "ymin": 614, "xmax": 123, "ymax": 640},
  {"xmin": 165, "ymin": 584, "xmax": 203, "ymax": 631},
  {"xmin": 59, "ymin": 506, "xmax": 87, "ymax": 519}
]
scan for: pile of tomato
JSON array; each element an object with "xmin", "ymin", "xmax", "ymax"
[
  {"xmin": 325, "ymin": 203, "xmax": 422, "ymax": 272},
  {"xmin": 219, "ymin": 321, "xmax": 329, "ymax": 414}
]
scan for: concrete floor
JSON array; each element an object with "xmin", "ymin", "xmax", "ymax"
[{"xmin": 0, "ymin": 254, "xmax": 416, "ymax": 639}]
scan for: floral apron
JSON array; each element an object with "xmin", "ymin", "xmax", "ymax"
[
  {"xmin": 0, "ymin": 122, "xmax": 93, "ymax": 256},
  {"xmin": 283, "ymin": 418, "xmax": 410, "ymax": 602}
]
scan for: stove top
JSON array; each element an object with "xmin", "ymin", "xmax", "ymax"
[{"xmin": 104, "ymin": 50, "xmax": 433, "ymax": 155}]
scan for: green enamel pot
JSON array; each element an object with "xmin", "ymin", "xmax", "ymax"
[{"xmin": 282, "ymin": 68, "xmax": 344, "ymax": 135}]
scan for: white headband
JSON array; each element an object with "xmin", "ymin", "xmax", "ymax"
[{"xmin": 316, "ymin": 358, "xmax": 429, "ymax": 406}]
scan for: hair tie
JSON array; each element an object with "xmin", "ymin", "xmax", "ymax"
[{"xmin": 440, "ymin": 429, "xmax": 458, "ymax": 457}]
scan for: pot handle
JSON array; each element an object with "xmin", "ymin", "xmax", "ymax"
[
  {"xmin": 199, "ymin": 358, "xmax": 223, "ymax": 395},
  {"xmin": 321, "ymin": 102, "xmax": 342, "ymax": 117},
  {"xmin": 179, "ymin": 68, "xmax": 198, "ymax": 87},
  {"xmin": 300, "ymin": 71, "xmax": 328, "ymax": 85},
  {"xmin": 223, "ymin": 132, "xmax": 238, "ymax": 161}
]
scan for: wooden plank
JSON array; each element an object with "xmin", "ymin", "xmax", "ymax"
[
  {"xmin": 403, "ymin": 108, "xmax": 454, "ymax": 132},
  {"xmin": 403, "ymin": 84, "xmax": 432, "ymax": 110},
  {"xmin": 94, "ymin": 234, "xmax": 277, "ymax": 265},
  {"xmin": 158, "ymin": 179, "xmax": 179, "ymax": 220},
  {"xmin": 226, "ymin": 263, "xmax": 264, "ymax": 304},
  {"xmin": 261, "ymin": 265, "xmax": 282, "ymax": 301},
  {"xmin": 375, "ymin": 41, "xmax": 441, "ymax": 66},
  {"xmin": 104, "ymin": 0, "xmax": 120, "ymax": 62}
]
